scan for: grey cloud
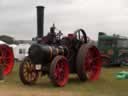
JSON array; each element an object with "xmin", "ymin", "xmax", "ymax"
[{"xmin": 0, "ymin": 0, "xmax": 128, "ymax": 40}]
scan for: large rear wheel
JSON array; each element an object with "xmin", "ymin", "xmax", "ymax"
[
  {"xmin": 76, "ymin": 43, "xmax": 102, "ymax": 81},
  {"xmin": 19, "ymin": 57, "xmax": 39, "ymax": 85},
  {"xmin": 49, "ymin": 56, "xmax": 69, "ymax": 87},
  {"xmin": 0, "ymin": 44, "xmax": 14, "ymax": 75}
]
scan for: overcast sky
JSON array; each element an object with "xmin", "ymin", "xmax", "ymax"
[{"xmin": 0, "ymin": 0, "xmax": 128, "ymax": 40}]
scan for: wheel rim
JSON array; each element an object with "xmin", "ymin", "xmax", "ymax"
[
  {"xmin": 22, "ymin": 58, "xmax": 38, "ymax": 83},
  {"xmin": 53, "ymin": 58, "xmax": 69, "ymax": 86},
  {"xmin": 84, "ymin": 46, "xmax": 101, "ymax": 81},
  {"xmin": 0, "ymin": 45, "xmax": 14, "ymax": 75}
]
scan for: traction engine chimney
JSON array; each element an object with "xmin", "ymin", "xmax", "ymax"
[{"xmin": 36, "ymin": 6, "xmax": 45, "ymax": 43}]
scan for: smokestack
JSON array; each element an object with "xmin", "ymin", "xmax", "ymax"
[{"xmin": 36, "ymin": 6, "xmax": 45, "ymax": 41}]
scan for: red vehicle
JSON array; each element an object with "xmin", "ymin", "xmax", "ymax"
[{"xmin": 0, "ymin": 44, "xmax": 14, "ymax": 75}]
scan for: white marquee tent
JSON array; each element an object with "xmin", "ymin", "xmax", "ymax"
[{"xmin": 0, "ymin": 40, "xmax": 6, "ymax": 44}]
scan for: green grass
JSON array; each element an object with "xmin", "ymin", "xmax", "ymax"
[{"xmin": 0, "ymin": 64, "xmax": 128, "ymax": 96}]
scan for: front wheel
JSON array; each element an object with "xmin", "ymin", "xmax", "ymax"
[
  {"xmin": 19, "ymin": 57, "xmax": 39, "ymax": 85},
  {"xmin": 49, "ymin": 56, "xmax": 69, "ymax": 87}
]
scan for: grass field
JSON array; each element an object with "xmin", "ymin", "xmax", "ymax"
[{"xmin": 0, "ymin": 64, "xmax": 128, "ymax": 96}]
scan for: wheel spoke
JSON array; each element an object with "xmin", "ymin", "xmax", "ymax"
[
  {"xmin": 0, "ymin": 45, "xmax": 14, "ymax": 75},
  {"xmin": 84, "ymin": 47, "xmax": 101, "ymax": 80},
  {"xmin": 20, "ymin": 57, "xmax": 38, "ymax": 85},
  {"xmin": 50, "ymin": 56, "xmax": 69, "ymax": 87}
]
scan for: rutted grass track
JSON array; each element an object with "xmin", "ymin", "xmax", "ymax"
[{"xmin": 0, "ymin": 64, "xmax": 128, "ymax": 96}]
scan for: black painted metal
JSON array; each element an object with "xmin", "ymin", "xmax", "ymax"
[
  {"xmin": 37, "ymin": 6, "xmax": 45, "ymax": 42},
  {"xmin": 28, "ymin": 44, "xmax": 68, "ymax": 65},
  {"xmin": 74, "ymin": 29, "xmax": 87, "ymax": 43}
]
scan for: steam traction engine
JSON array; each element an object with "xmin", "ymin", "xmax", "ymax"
[{"xmin": 19, "ymin": 6, "xmax": 102, "ymax": 87}]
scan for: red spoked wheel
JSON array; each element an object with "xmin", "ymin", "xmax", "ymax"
[
  {"xmin": 77, "ymin": 43, "xmax": 102, "ymax": 81},
  {"xmin": 0, "ymin": 44, "xmax": 14, "ymax": 75},
  {"xmin": 50, "ymin": 56, "xmax": 69, "ymax": 87},
  {"xmin": 84, "ymin": 46, "xmax": 101, "ymax": 80}
]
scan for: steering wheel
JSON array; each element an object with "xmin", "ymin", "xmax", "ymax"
[{"xmin": 74, "ymin": 29, "xmax": 87, "ymax": 43}]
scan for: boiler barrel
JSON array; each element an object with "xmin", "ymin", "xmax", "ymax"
[{"xmin": 28, "ymin": 44, "xmax": 68, "ymax": 65}]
